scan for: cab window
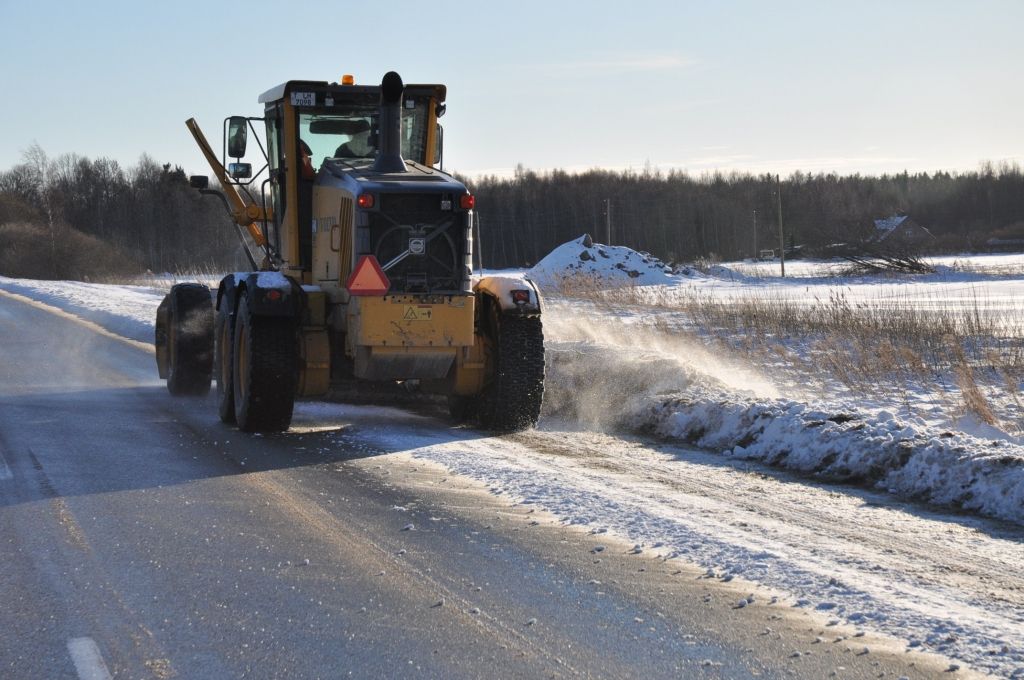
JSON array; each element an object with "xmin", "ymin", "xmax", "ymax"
[{"xmin": 296, "ymin": 99, "xmax": 430, "ymax": 168}]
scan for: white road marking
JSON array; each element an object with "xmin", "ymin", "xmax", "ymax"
[{"xmin": 67, "ymin": 637, "xmax": 113, "ymax": 680}]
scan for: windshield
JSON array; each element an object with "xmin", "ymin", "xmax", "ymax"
[{"xmin": 298, "ymin": 101, "xmax": 430, "ymax": 170}]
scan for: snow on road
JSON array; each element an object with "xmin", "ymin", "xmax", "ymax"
[
  {"xmin": 4, "ymin": 244, "xmax": 1024, "ymax": 676},
  {"xmin": 333, "ymin": 410, "xmax": 1024, "ymax": 677}
]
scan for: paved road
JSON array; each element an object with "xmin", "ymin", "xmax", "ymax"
[{"xmin": 0, "ymin": 291, "xmax": 960, "ymax": 679}]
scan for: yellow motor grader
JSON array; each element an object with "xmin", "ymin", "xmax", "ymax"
[{"xmin": 155, "ymin": 71, "xmax": 544, "ymax": 432}]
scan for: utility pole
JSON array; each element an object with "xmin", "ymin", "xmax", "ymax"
[
  {"xmin": 777, "ymin": 174, "xmax": 786, "ymax": 278},
  {"xmin": 752, "ymin": 209, "xmax": 758, "ymax": 260},
  {"xmin": 604, "ymin": 198, "xmax": 612, "ymax": 245}
]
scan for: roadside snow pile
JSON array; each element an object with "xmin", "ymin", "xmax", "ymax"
[
  {"xmin": 703, "ymin": 264, "xmax": 762, "ymax": 282},
  {"xmin": 635, "ymin": 396, "xmax": 1024, "ymax": 524},
  {"xmin": 528, "ymin": 234, "xmax": 678, "ymax": 288},
  {"xmin": 0, "ymin": 276, "xmax": 165, "ymax": 344}
]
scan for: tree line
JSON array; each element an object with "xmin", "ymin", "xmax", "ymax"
[
  {"xmin": 1, "ymin": 144, "xmax": 1022, "ymax": 279},
  {"xmin": 466, "ymin": 162, "xmax": 1024, "ymax": 268},
  {"xmin": 0, "ymin": 145, "xmax": 239, "ymax": 279}
]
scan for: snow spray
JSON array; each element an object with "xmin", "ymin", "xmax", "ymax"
[{"xmin": 540, "ymin": 304, "xmax": 780, "ymax": 431}]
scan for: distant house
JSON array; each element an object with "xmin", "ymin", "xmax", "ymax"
[{"xmin": 871, "ymin": 215, "xmax": 934, "ymax": 249}]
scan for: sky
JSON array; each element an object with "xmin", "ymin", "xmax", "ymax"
[{"xmin": 1, "ymin": 0, "xmax": 1021, "ymax": 179}]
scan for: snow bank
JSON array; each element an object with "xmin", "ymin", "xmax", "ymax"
[
  {"xmin": 532, "ymin": 239, "xmax": 1024, "ymax": 526},
  {"xmin": 639, "ymin": 396, "xmax": 1024, "ymax": 524},
  {"xmin": 529, "ymin": 234, "xmax": 677, "ymax": 288},
  {"xmin": 0, "ymin": 276, "xmax": 165, "ymax": 344},
  {"xmin": 543, "ymin": 339, "xmax": 1024, "ymax": 525}
]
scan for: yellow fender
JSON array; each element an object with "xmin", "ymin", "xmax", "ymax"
[
  {"xmin": 450, "ymin": 274, "xmax": 543, "ymax": 397},
  {"xmin": 473, "ymin": 274, "xmax": 542, "ymax": 315}
]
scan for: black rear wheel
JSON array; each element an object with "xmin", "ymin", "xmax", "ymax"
[
  {"xmin": 476, "ymin": 302, "xmax": 545, "ymax": 432},
  {"xmin": 232, "ymin": 293, "xmax": 297, "ymax": 432},
  {"xmin": 215, "ymin": 300, "xmax": 235, "ymax": 423},
  {"xmin": 167, "ymin": 284, "xmax": 214, "ymax": 396}
]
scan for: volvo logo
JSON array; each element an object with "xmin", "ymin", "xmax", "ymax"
[{"xmin": 409, "ymin": 237, "xmax": 426, "ymax": 255}]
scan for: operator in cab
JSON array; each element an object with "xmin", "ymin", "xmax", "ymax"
[{"xmin": 333, "ymin": 120, "xmax": 374, "ymax": 159}]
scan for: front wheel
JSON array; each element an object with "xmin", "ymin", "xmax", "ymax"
[
  {"xmin": 476, "ymin": 307, "xmax": 545, "ymax": 433},
  {"xmin": 232, "ymin": 293, "xmax": 298, "ymax": 432}
]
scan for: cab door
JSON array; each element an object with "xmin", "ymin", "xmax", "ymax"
[{"xmin": 264, "ymin": 104, "xmax": 286, "ymax": 257}]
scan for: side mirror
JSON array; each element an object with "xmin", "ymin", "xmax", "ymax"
[
  {"xmin": 189, "ymin": 175, "xmax": 209, "ymax": 189},
  {"xmin": 227, "ymin": 116, "xmax": 248, "ymax": 158},
  {"xmin": 228, "ymin": 163, "xmax": 252, "ymax": 179}
]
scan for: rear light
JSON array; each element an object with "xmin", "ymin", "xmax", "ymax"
[
  {"xmin": 511, "ymin": 289, "xmax": 531, "ymax": 305},
  {"xmin": 460, "ymin": 194, "xmax": 475, "ymax": 210},
  {"xmin": 266, "ymin": 289, "xmax": 282, "ymax": 301},
  {"xmin": 357, "ymin": 194, "xmax": 375, "ymax": 209}
]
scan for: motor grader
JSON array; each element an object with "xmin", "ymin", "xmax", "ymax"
[{"xmin": 154, "ymin": 71, "xmax": 544, "ymax": 432}]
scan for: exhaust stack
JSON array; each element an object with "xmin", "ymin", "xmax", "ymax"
[{"xmin": 371, "ymin": 71, "xmax": 407, "ymax": 174}]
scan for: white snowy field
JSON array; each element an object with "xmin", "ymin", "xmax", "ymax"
[{"xmin": 4, "ymin": 242, "xmax": 1024, "ymax": 676}]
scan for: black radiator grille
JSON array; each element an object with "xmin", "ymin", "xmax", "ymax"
[{"xmin": 369, "ymin": 193, "xmax": 465, "ymax": 293}]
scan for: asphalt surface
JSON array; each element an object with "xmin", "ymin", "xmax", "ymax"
[{"xmin": 0, "ymin": 291, "xmax": 964, "ymax": 679}]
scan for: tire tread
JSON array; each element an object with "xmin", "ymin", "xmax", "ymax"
[
  {"xmin": 478, "ymin": 314, "xmax": 545, "ymax": 432},
  {"xmin": 167, "ymin": 284, "xmax": 214, "ymax": 396},
  {"xmin": 234, "ymin": 295, "xmax": 297, "ymax": 432}
]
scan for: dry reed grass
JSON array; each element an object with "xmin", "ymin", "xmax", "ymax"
[{"xmin": 98, "ymin": 266, "xmax": 225, "ymax": 289}]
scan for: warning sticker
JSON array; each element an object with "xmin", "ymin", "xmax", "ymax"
[{"xmin": 402, "ymin": 306, "xmax": 434, "ymax": 321}]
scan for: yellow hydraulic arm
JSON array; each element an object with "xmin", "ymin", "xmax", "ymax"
[{"xmin": 185, "ymin": 118, "xmax": 268, "ymax": 247}]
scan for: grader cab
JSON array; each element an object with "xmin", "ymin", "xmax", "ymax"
[{"xmin": 154, "ymin": 71, "xmax": 544, "ymax": 432}]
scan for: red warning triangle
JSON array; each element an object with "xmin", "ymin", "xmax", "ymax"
[{"xmin": 346, "ymin": 255, "xmax": 390, "ymax": 296}]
